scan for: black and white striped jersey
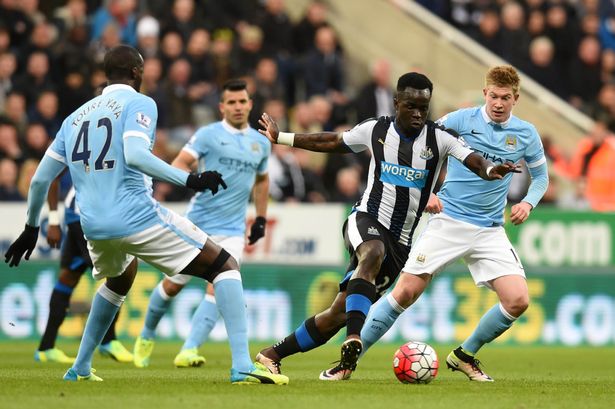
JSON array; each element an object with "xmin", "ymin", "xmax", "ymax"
[{"xmin": 342, "ymin": 116, "xmax": 473, "ymax": 246}]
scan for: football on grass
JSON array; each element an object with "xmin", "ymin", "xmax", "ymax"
[{"xmin": 392, "ymin": 341, "xmax": 439, "ymax": 384}]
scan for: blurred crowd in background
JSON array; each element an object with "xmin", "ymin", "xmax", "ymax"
[{"xmin": 0, "ymin": 0, "xmax": 614, "ymax": 211}]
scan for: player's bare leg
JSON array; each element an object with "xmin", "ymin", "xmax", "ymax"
[{"xmin": 448, "ymin": 275, "xmax": 527, "ymax": 382}]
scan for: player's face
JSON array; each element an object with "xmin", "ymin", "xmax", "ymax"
[
  {"xmin": 483, "ymin": 85, "xmax": 519, "ymax": 123},
  {"xmin": 220, "ymin": 89, "xmax": 252, "ymax": 129},
  {"xmin": 394, "ymin": 87, "xmax": 431, "ymax": 134}
]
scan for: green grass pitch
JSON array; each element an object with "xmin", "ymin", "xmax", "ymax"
[{"xmin": 1, "ymin": 341, "xmax": 613, "ymax": 409}]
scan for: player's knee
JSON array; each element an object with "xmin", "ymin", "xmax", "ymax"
[
  {"xmin": 358, "ymin": 244, "xmax": 385, "ymax": 271},
  {"xmin": 207, "ymin": 248, "xmax": 238, "ymax": 282},
  {"xmin": 162, "ymin": 278, "xmax": 184, "ymax": 297},
  {"xmin": 503, "ymin": 294, "xmax": 529, "ymax": 318},
  {"xmin": 58, "ymin": 269, "xmax": 81, "ymax": 288}
]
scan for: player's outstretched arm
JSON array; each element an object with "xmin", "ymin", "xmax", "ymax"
[
  {"xmin": 258, "ymin": 112, "xmax": 351, "ymax": 153},
  {"xmin": 5, "ymin": 154, "xmax": 66, "ymax": 267},
  {"xmin": 124, "ymin": 136, "xmax": 226, "ymax": 194},
  {"xmin": 463, "ymin": 152, "xmax": 521, "ymax": 181}
]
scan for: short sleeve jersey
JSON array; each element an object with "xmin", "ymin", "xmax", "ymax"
[
  {"xmin": 183, "ymin": 121, "xmax": 271, "ymax": 236},
  {"xmin": 341, "ymin": 117, "xmax": 473, "ymax": 246}
]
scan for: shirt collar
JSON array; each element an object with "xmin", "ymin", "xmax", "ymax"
[
  {"xmin": 222, "ymin": 119, "xmax": 249, "ymax": 135},
  {"xmin": 480, "ymin": 105, "xmax": 511, "ymax": 128},
  {"xmin": 102, "ymin": 84, "xmax": 137, "ymax": 95}
]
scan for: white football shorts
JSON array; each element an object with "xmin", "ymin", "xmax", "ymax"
[
  {"xmin": 167, "ymin": 234, "xmax": 246, "ymax": 285},
  {"xmin": 403, "ymin": 212, "xmax": 525, "ymax": 289},
  {"xmin": 88, "ymin": 207, "xmax": 208, "ymax": 280}
]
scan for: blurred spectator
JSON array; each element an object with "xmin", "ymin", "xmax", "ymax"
[
  {"xmin": 158, "ymin": 30, "xmax": 185, "ymax": 75},
  {"xmin": 90, "ymin": 0, "xmax": 137, "ymax": 47},
  {"xmin": 585, "ymin": 82, "xmax": 615, "ymax": 130},
  {"xmin": 293, "ymin": 0, "xmax": 329, "ymax": 55},
  {"xmin": 0, "ymin": 121, "xmax": 23, "ymax": 162},
  {"xmin": 210, "ymin": 29, "xmax": 235, "ymax": 88},
  {"xmin": 89, "ymin": 22, "xmax": 122, "ymax": 65},
  {"xmin": 289, "ymin": 101, "xmax": 318, "ymax": 133},
  {"xmin": 0, "ymin": 52, "xmax": 16, "ymax": 112},
  {"xmin": 186, "ymin": 29, "xmax": 215, "ymax": 84},
  {"xmin": 527, "ymin": 9, "xmax": 546, "ymax": 39},
  {"xmin": 23, "ymin": 122, "xmax": 49, "ymax": 160},
  {"xmin": 568, "ymin": 36, "xmax": 603, "ymax": 109},
  {"xmin": 162, "ymin": 0, "xmax": 205, "ymax": 43},
  {"xmin": 0, "ymin": 0, "xmax": 34, "ymax": 48},
  {"xmin": 249, "ymin": 58, "xmax": 285, "ymax": 127},
  {"xmin": 545, "ymin": 4, "xmax": 579, "ymax": 67},
  {"xmin": 13, "ymin": 50, "xmax": 53, "ymax": 107},
  {"xmin": 601, "ymin": 48, "xmax": 615, "ymax": 83},
  {"xmin": 329, "ymin": 166, "xmax": 362, "ymax": 204},
  {"xmin": 3, "ymin": 92, "xmax": 28, "ymax": 134},
  {"xmin": 136, "ymin": 15, "xmax": 160, "ymax": 59},
  {"xmin": 268, "ymin": 144, "xmax": 306, "ymax": 202},
  {"xmin": 471, "ymin": 8, "xmax": 503, "ymax": 54},
  {"xmin": 29, "ymin": 90, "xmax": 61, "ymax": 137},
  {"xmin": 354, "ymin": 59, "xmax": 394, "ymax": 122},
  {"xmin": 0, "ymin": 26, "xmax": 10, "ymax": 54},
  {"xmin": 52, "ymin": 0, "xmax": 88, "ymax": 37},
  {"xmin": 232, "ymin": 25, "xmax": 265, "ymax": 76},
  {"xmin": 256, "ymin": 0, "xmax": 293, "ymax": 57},
  {"xmin": 599, "ymin": 12, "xmax": 615, "ymax": 50},
  {"xmin": 0, "ymin": 158, "xmax": 23, "ymax": 201},
  {"xmin": 20, "ymin": 0, "xmax": 46, "ymax": 25},
  {"xmin": 500, "ymin": 1, "xmax": 531, "ymax": 69},
  {"xmin": 58, "ymin": 69, "xmax": 91, "ymax": 118},
  {"xmin": 568, "ymin": 121, "xmax": 615, "ymax": 211},
  {"xmin": 303, "ymin": 26, "xmax": 345, "ymax": 99},
  {"xmin": 525, "ymin": 36, "xmax": 567, "ymax": 98},
  {"xmin": 293, "ymin": 149, "xmax": 328, "ymax": 203},
  {"xmin": 159, "ymin": 58, "xmax": 195, "ymax": 152}
]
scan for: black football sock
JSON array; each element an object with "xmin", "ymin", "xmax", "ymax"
[
  {"xmin": 38, "ymin": 283, "xmax": 73, "ymax": 351},
  {"xmin": 345, "ymin": 278, "xmax": 377, "ymax": 337}
]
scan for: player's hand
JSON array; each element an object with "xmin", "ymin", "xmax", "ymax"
[
  {"xmin": 258, "ymin": 113, "xmax": 279, "ymax": 143},
  {"xmin": 487, "ymin": 162, "xmax": 521, "ymax": 180},
  {"xmin": 47, "ymin": 224, "xmax": 62, "ymax": 248},
  {"xmin": 186, "ymin": 171, "xmax": 228, "ymax": 194},
  {"xmin": 425, "ymin": 193, "xmax": 443, "ymax": 214},
  {"xmin": 510, "ymin": 201, "xmax": 532, "ymax": 225},
  {"xmin": 5, "ymin": 224, "xmax": 39, "ymax": 267},
  {"xmin": 248, "ymin": 216, "xmax": 267, "ymax": 245}
]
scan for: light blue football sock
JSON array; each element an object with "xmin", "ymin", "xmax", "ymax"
[
  {"xmin": 140, "ymin": 282, "xmax": 172, "ymax": 340},
  {"xmin": 181, "ymin": 294, "xmax": 219, "ymax": 350},
  {"xmin": 361, "ymin": 293, "xmax": 405, "ymax": 355},
  {"xmin": 213, "ymin": 270, "xmax": 252, "ymax": 373},
  {"xmin": 73, "ymin": 285, "xmax": 124, "ymax": 376},
  {"xmin": 461, "ymin": 303, "xmax": 516, "ymax": 355}
]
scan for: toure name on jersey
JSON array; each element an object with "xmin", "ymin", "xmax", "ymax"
[
  {"xmin": 379, "ymin": 161, "xmax": 429, "ymax": 189},
  {"xmin": 71, "ymin": 98, "xmax": 123, "ymax": 127}
]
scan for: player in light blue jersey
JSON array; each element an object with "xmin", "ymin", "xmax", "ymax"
[
  {"xmin": 134, "ymin": 79, "xmax": 271, "ymax": 369},
  {"xmin": 360, "ymin": 66, "xmax": 549, "ymax": 382},
  {"xmin": 5, "ymin": 45, "xmax": 287, "ymax": 385}
]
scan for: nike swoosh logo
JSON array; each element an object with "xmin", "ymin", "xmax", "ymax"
[
  {"xmin": 372, "ymin": 319, "xmax": 388, "ymax": 325},
  {"xmin": 237, "ymin": 371, "xmax": 275, "ymax": 384},
  {"xmin": 471, "ymin": 130, "xmax": 482, "ymax": 135},
  {"xmin": 221, "ymin": 142, "xmax": 231, "ymax": 145},
  {"xmin": 449, "ymin": 360, "xmax": 459, "ymax": 368},
  {"xmin": 378, "ymin": 138, "xmax": 385, "ymax": 145}
]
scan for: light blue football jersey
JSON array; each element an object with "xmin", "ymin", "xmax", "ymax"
[
  {"xmin": 438, "ymin": 106, "xmax": 546, "ymax": 227},
  {"xmin": 48, "ymin": 84, "xmax": 162, "ymax": 239},
  {"xmin": 183, "ymin": 120, "xmax": 270, "ymax": 236}
]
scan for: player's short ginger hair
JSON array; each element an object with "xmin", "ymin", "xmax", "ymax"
[{"xmin": 485, "ymin": 66, "xmax": 520, "ymax": 95}]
